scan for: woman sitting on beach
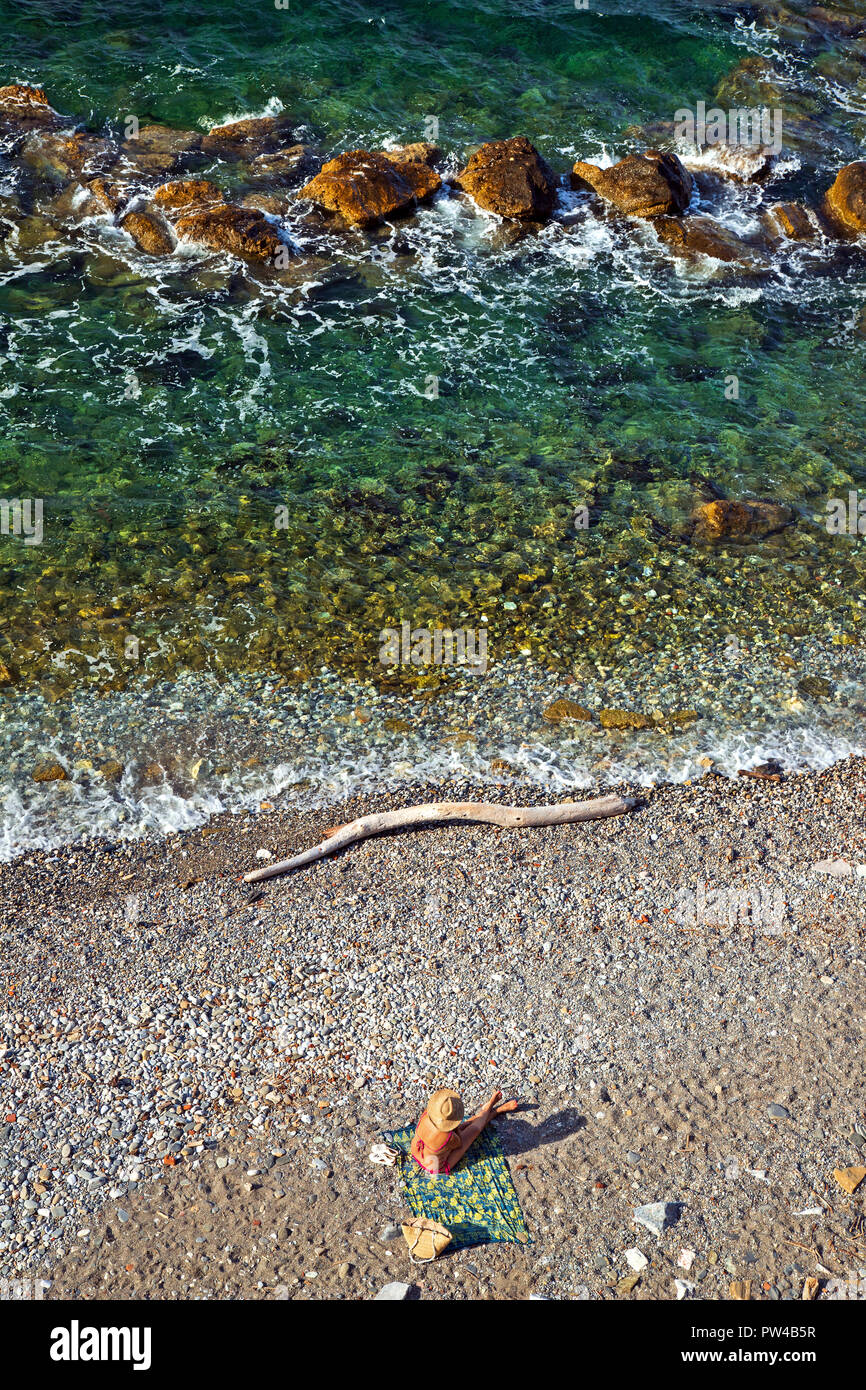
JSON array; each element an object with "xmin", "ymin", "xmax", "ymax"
[{"xmin": 411, "ymin": 1087, "xmax": 518, "ymax": 1178}]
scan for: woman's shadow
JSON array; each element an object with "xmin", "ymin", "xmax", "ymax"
[{"xmin": 493, "ymin": 1105, "xmax": 586, "ymax": 1157}]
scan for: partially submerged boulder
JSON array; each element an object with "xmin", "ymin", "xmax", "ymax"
[
  {"xmin": 762, "ymin": 201, "xmax": 819, "ymax": 241},
  {"xmin": 87, "ymin": 177, "xmax": 129, "ymax": 215},
  {"xmin": 386, "ymin": 141, "xmax": 442, "ymax": 168},
  {"xmin": 0, "ymin": 83, "xmax": 63, "ymax": 136},
  {"xmin": 823, "ymin": 161, "xmax": 866, "ymax": 236},
  {"xmin": 573, "ymin": 151, "xmax": 692, "ymax": 218},
  {"xmin": 22, "ymin": 129, "xmax": 117, "ymax": 183},
  {"xmin": 243, "ymin": 145, "xmax": 320, "ymax": 187},
  {"xmin": 120, "ymin": 209, "xmax": 175, "ymax": 256},
  {"xmin": 299, "ymin": 149, "xmax": 439, "ymax": 227},
  {"xmin": 152, "ymin": 178, "xmax": 224, "ymax": 219},
  {"xmin": 692, "ymin": 499, "xmax": 795, "ymax": 543},
  {"xmin": 654, "ymin": 214, "xmax": 767, "ymax": 267},
  {"xmin": 201, "ymin": 114, "xmax": 296, "ymax": 158},
  {"xmin": 174, "ymin": 204, "xmax": 287, "ymax": 262},
  {"xmin": 455, "ymin": 136, "xmax": 557, "ymax": 220}
]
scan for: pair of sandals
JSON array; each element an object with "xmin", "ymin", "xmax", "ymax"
[{"xmin": 369, "ymin": 1142, "xmax": 401, "ymax": 1166}]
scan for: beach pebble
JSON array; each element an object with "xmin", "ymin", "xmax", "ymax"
[
  {"xmin": 634, "ymin": 1202, "xmax": 681, "ymax": 1237},
  {"xmin": 373, "ymin": 1281, "xmax": 414, "ymax": 1300}
]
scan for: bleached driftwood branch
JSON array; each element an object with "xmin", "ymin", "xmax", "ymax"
[{"xmin": 243, "ymin": 793, "xmax": 635, "ymax": 882}]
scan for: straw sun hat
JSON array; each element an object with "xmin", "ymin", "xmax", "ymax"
[{"xmin": 427, "ymin": 1087, "xmax": 465, "ymax": 1131}]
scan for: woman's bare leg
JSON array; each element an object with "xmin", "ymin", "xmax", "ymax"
[{"xmin": 447, "ymin": 1091, "xmax": 517, "ymax": 1168}]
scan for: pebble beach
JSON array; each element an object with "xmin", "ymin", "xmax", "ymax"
[{"xmin": 1, "ymin": 758, "xmax": 864, "ymax": 1300}]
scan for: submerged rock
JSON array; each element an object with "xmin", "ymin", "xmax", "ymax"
[
  {"xmin": 455, "ymin": 136, "xmax": 557, "ymax": 220},
  {"xmin": 823, "ymin": 162, "xmax": 866, "ymax": 236},
  {"xmin": 542, "ymin": 699, "xmax": 593, "ymax": 723},
  {"xmin": 692, "ymin": 499, "xmax": 795, "ymax": 543},
  {"xmin": 174, "ymin": 204, "xmax": 286, "ymax": 262},
  {"xmin": 299, "ymin": 149, "xmax": 439, "ymax": 227},
  {"xmin": 119, "ymin": 123, "xmax": 203, "ymax": 176},
  {"xmin": 152, "ymin": 179, "xmax": 224, "ymax": 219},
  {"xmin": 243, "ymin": 145, "xmax": 320, "ymax": 187},
  {"xmin": 32, "ymin": 761, "xmax": 69, "ymax": 782},
  {"xmin": 120, "ymin": 209, "xmax": 175, "ymax": 256},
  {"xmin": 599, "ymin": 708, "xmax": 653, "ymax": 730},
  {"xmin": 201, "ymin": 114, "xmax": 296, "ymax": 158},
  {"xmin": 653, "ymin": 214, "xmax": 767, "ymax": 267},
  {"xmin": 572, "ymin": 151, "xmax": 691, "ymax": 218}
]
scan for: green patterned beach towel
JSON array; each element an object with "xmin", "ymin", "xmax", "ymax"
[{"xmin": 381, "ymin": 1122, "xmax": 531, "ymax": 1250}]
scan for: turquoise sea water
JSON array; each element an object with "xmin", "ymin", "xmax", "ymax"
[{"xmin": 0, "ymin": 0, "xmax": 865, "ymax": 852}]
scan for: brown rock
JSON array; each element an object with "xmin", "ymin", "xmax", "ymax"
[
  {"xmin": 0, "ymin": 83, "xmax": 62, "ymax": 133},
  {"xmin": 692, "ymin": 499, "xmax": 795, "ymax": 543},
  {"xmin": 572, "ymin": 151, "xmax": 691, "ymax": 218},
  {"xmin": 300, "ymin": 149, "xmax": 435, "ymax": 227},
  {"xmin": 654, "ymin": 215, "xmax": 766, "ymax": 266},
  {"xmin": 152, "ymin": 179, "xmax": 224, "ymax": 220},
  {"xmin": 0, "ymin": 82, "xmax": 51, "ymax": 110},
  {"xmin": 244, "ymin": 145, "xmax": 320, "ymax": 186},
  {"xmin": 542, "ymin": 699, "xmax": 594, "ymax": 723},
  {"xmin": 0, "ymin": 659, "xmax": 17, "ymax": 686},
  {"xmin": 98, "ymin": 760, "xmax": 124, "ymax": 782},
  {"xmin": 175, "ymin": 204, "xmax": 286, "ymax": 262},
  {"xmin": 87, "ymin": 178, "xmax": 129, "ymax": 215},
  {"xmin": 729, "ymin": 1280, "xmax": 751, "ymax": 1301},
  {"xmin": 201, "ymin": 114, "xmax": 296, "ymax": 158},
  {"xmin": 455, "ymin": 137, "xmax": 557, "ymax": 220},
  {"xmin": 21, "ymin": 130, "xmax": 116, "ymax": 183},
  {"xmin": 823, "ymin": 161, "xmax": 866, "ymax": 236},
  {"xmin": 120, "ymin": 123, "xmax": 202, "ymax": 176},
  {"xmin": 389, "ymin": 157, "xmax": 441, "ymax": 203},
  {"xmin": 763, "ymin": 202, "xmax": 818, "ymax": 241},
  {"xmin": 32, "ymin": 761, "xmax": 69, "ymax": 783},
  {"xmin": 120, "ymin": 210, "xmax": 175, "ymax": 256},
  {"xmin": 385, "ymin": 142, "xmax": 442, "ymax": 168},
  {"xmin": 599, "ymin": 709, "xmax": 652, "ymax": 730}
]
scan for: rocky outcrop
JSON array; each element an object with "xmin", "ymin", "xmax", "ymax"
[
  {"xmin": 0, "ymin": 83, "xmax": 63, "ymax": 136},
  {"xmin": 653, "ymin": 215, "xmax": 767, "ymax": 267},
  {"xmin": 174, "ymin": 204, "xmax": 286, "ymax": 262},
  {"xmin": 152, "ymin": 179, "xmax": 224, "ymax": 219},
  {"xmin": 692, "ymin": 499, "xmax": 795, "ymax": 543},
  {"xmin": 299, "ymin": 149, "xmax": 439, "ymax": 227},
  {"xmin": 455, "ymin": 137, "xmax": 556, "ymax": 220},
  {"xmin": 120, "ymin": 209, "xmax": 175, "ymax": 256},
  {"xmin": 573, "ymin": 151, "xmax": 692, "ymax": 218},
  {"xmin": 201, "ymin": 115, "xmax": 296, "ymax": 158},
  {"xmin": 823, "ymin": 162, "xmax": 866, "ymax": 236}
]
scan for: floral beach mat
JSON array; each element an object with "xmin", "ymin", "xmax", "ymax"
[{"xmin": 380, "ymin": 1122, "xmax": 532, "ymax": 1250}]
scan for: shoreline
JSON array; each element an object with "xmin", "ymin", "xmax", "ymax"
[
  {"xmin": 1, "ymin": 642, "xmax": 864, "ymax": 861},
  {"xmin": 1, "ymin": 759, "xmax": 865, "ymax": 1297}
]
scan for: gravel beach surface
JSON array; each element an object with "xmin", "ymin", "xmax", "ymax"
[{"xmin": 1, "ymin": 759, "xmax": 865, "ymax": 1300}]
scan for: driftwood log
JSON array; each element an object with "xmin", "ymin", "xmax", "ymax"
[{"xmin": 243, "ymin": 793, "xmax": 636, "ymax": 882}]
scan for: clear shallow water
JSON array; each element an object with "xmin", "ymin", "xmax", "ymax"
[{"xmin": 0, "ymin": 0, "xmax": 865, "ymax": 852}]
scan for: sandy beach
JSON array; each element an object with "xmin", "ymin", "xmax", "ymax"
[{"xmin": 1, "ymin": 758, "xmax": 864, "ymax": 1300}]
